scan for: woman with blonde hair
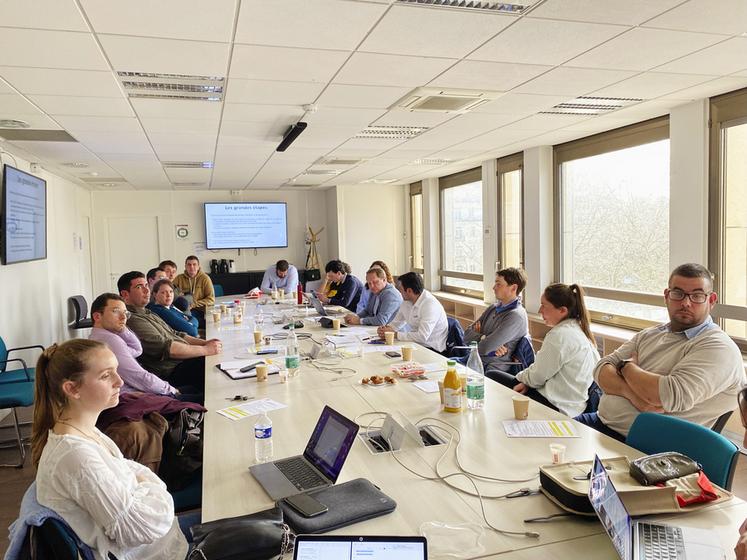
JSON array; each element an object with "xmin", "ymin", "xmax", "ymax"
[{"xmin": 31, "ymin": 339, "xmax": 188, "ymax": 559}]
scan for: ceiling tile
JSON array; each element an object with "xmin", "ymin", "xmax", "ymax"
[
  {"xmin": 164, "ymin": 167, "xmax": 212, "ymax": 184},
  {"xmin": 659, "ymin": 76, "xmax": 747, "ymax": 100},
  {"xmin": 470, "ymin": 18, "xmax": 627, "ymax": 66},
  {"xmin": 7, "ymin": 140, "xmax": 97, "ymax": 162},
  {"xmin": 428, "ymin": 60, "xmax": 552, "ymax": 92},
  {"xmin": 316, "ymin": 84, "xmax": 411, "ymax": 109},
  {"xmin": 0, "ymin": 67, "xmax": 123, "ymax": 97},
  {"xmin": 372, "ymin": 109, "xmax": 457, "ymax": 127},
  {"xmin": 79, "ymin": 0, "xmax": 236, "ymax": 42},
  {"xmin": 643, "ymin": 0, "xmax": 747, "ymax": 35},
  {"xmin": 152, "ymin": 146, "xmax": 214, "ymax": 162},
  {"xmin": 0, "ymin": 112, "xmax": 61, "ymax": 130},
  {"xmin": 305, "ymin": 107, "xmax": 385, "ymax": 128},
  {"xmin": 235, "ymin": 0, "xmax": 385, "ymax": 50},
  {"xmin": 131, "ymin": 98, "xmax": 222, "ymax": 120},
  {"xmin": 334, "ymin": 52, "xmax": 455, "ymax": 87},
  {"xmin": 99, "ymin": 35, "xmax": 230, "ymax": 76},
  {"xmin": 508, "ymin": 113, "xmax": 592, "ymax": 130},
  {"xmin": 230, "ymin": 45, "xmax": 349, "ymax": 83},
  {"xmin": 0, "ymin": 92, "xmax": 49, "ymax": 115},
  {"xmin": 29, "ymin": 95, "xmax": 135, "ymax": 117},
  {"xmin": 513, "ymin": 67, "xmax": 636, "ymax": 96},
  {"xmin": 0, "ymin": 28, "xmax": 108, "ymax": 70},
  {"xmin": 225, "ymin": 79, "xmax": 325, "ymax": 105},
  {"xmin": 219, "ymin": 120, "xmax": 293, "ymax": 147},
  {"xmin": 591, "ymin": 72, "xmax": 717, "ymax": 99},
  {"xmin": 148, "ymin": 132, "xmax": 217, "ymax": 153},
  {"xmin": 569, "ymin": 28, "xmax": 725, "ymax": 71},
  {"xmin": 288, "ymin": 124, "xmax": 360, "ymax": 151},
  {"xmin": 529, "ymin": 0, "xmax": 684, "ymax": 26},
  {"xmin": 473, "ymin": 92, "xmax": 571, "ymax": 116},
  {"xmin": 73, "ymin": 131, "xmax": 155, "ymax": 154},
  {"xmin": 140, "ymin": 118, "xmax": 219, "ymax": 135},
  {"xmin": 0, "ymin": 0, "xmax": 88, "ymax": 31},
  {"xmin": 222, "ymin": 103, "xmax": 305, "ymax": 123},
  {"xmin": 359, "ymin": 5, "xmax": 514, "ymax": 58},
  {"xmin": 654, "ymin": 37, "xmax": 747, "ymax": 76}
]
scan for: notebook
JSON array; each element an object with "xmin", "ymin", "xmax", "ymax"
[
  {"xmin": 589, "ymin": 455, "xmax": 724, "ymax": 560},
  {"xmin": 249, "ymin": 405, "xmax": 359, "ymax": 500},
  {"xmin": 293, "ymin": 535, "xmax": 427, "ymax": 560}
]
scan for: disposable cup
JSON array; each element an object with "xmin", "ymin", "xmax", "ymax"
[
  {"xmin": 255, "ymin": 364, "xmax": 268, "ymax": 382},
  {"xmin": 384, "ymin": 331, "xmax": 395, "ymax": 345},
  {"xmin": 402, "ymin": 345, "xmax": 413, "ymax": 361},
  {"xmin": 331, "ymin": 318, "xmax": 341, "ymax": 330},
  {"xmin": 253, "ymin": 330, "xmax": 262, "ymax": 344},
  {"xmin": 512, "ymin": 395, "xmax": 530, "ymax": 420},
  {"xmin": 550, "ymin": 443, "xmax": 566, "ymax": 464}
]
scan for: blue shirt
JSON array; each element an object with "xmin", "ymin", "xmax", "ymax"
[
  {"xmin": 260, "ymin": 264, "xmax": 299, "ymax": 294},
  {"xmin": 357, "ymin": 283, "xmax": 403, "ymax": 326},
  {"xmin": 659, "ymin": 316, "xmax": 717, "ymax": 339}
]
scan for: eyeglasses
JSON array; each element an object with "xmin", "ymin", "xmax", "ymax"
[
  {"xmin": 668, "ymin": 289, "xmax": 710, "ymax": 304},
  {"xmin": 111, "ymin": 309, "xmax": 131, "ymax": 319}
]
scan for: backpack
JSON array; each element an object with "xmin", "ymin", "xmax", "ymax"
[{"xmin": 160, "ymin": 409, "xmax": 204, "ymax": 491}]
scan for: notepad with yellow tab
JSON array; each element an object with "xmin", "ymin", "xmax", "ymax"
[{"xmin": 502, "ymin": 419, "xmax": 579, "ymax": 438}]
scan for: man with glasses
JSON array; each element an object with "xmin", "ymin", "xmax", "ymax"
[
  {"xmin": 118, "ymin": 271, "xmax": 221, "ymax": 397},
  {"xmin": 89, "ymin": 292, "xmax": 182, "ymax": 398},
  {"xmin": 576, "ymin": 263, "xmax": 745, "ymax": 441}
]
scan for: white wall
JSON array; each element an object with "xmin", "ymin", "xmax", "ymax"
[
  {"xmin": 334, "ymin": 183, "xmax": 407, "ymax": 280},
  {"xmin": 0, "ymin": 150, "xmax": 93, "ymax": 355},
  {"xmin": 90, "ymin": 189, "xmax": 330, "ymax": 295}
]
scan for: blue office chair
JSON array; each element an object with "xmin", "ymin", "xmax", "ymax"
[
  {"xmin": 0, "ymin": 374, "xmax": 35, "ymax": 468},
  {"xmin": 213, "ymin": 284, "xmax": 224, "ymax": 297},
  {"xmin": 0, "ymin": 337, "xmax": 43, "ymax": 384},
  {"xmin": 626, "ymin": 412, "xmax": 739, "ymax": 490},
  {"xmin": 443, "ymin": 317, "xmax": 466, "ymax": 358}
]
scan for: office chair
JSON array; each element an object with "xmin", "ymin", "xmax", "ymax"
[
  {"xmin": 213, "ymin": 284, "xmax": 224, "ymax": 297},
  {"xmin": 738, "ymin": 388, "xmax": 747, "ymax": 450},
  {"xmin": 0, "ymin": 370, "xmax": 35, "ymax": 467},
  {"xmin": 443, "ymin": 317, "xmax": 466, "ymax": 358},
  {"xmin": 0, "ymin": 337, "xmax": 43, "ymax": 384},
  {"xmin": 69, "ymin": 295, "xmax": 93, "ymax": 329},
  {"xmin": 626, "ymin": 412, "xmax": 739, "ymax": 490},
  {"xmin": 710, "ymin": 410, "xmax": 733, "ymax": 434}
]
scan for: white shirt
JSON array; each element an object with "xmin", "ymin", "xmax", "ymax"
[
  {"xmin": 36, "ymin": 430, "xmax": 188, "ymax": 560},
  {"xmin": 389, "ymin": 289, "xmax": 449, "ymax": 352},
  {"xmin": 516, "ymin": 319, "xmax": 600, "ymax": 417}
]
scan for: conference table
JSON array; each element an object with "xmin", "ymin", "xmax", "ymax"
[{"xmin": 201, "ymin": 296, "xmax": 744, "ymax": 559}]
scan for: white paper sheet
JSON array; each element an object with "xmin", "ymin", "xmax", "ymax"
[
  {"xmin": 502, "ymin": 420, "xmax": 579, "ymax": 438},
  {"xmin": 216, "ymin": 398, "xmax": 287, "ymax": 421}
]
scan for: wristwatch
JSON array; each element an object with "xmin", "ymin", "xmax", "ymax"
[{"xmin": 617, "ymin": 359, "xmax": 632, "ymax": 377}]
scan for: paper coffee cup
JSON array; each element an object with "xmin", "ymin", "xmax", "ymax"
[
  {"xmin": 402, "ymin": 345, "xmax": 413, "ymax": 361},
  {"xmin": 212, "ymin": 311, "xmax": 221, "ymax": 323},
  {"xmin": 253, "ymin": 330, "xmax": 262, "ymax": 344},
  {"xmin": 220, "ymin": 304, "xmax": 227, "ymax": 314},
  {"xmin": 255, "ymin": 364, "xmax": 268, "ymax": 382},
  {"xmin": 384, "ymin": 331, "xmax": 395, "ymax": 345},
  {"xmin": 512, "ymin": 395, "xmax": 530, "ymax": 420},
  {"xmin": 331, "ymin": 318, "xmax": 341, "ymax": 330},
  {"xmin": 278, "ymin": 288, "xmax": 285, "ymax": 299}
]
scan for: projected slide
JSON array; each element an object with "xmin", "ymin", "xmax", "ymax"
[
  {"xmin": 2, "ymin": 166, "xmax": 46, "ymax": 264},
  {"xmin": 204, "ymin": 202, "xmax": 288, "ymax": 249}
]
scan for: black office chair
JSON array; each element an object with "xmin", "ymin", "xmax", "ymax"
[
  {"xmin": 711, "ymin": 410, "xmax": 733, "ymax": 434},
  {"xmin": 69, "ymin": 295, "xmax": 93, "ymax": 329}
]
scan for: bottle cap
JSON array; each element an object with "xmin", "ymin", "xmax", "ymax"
[{"xmin": 447, "ymin": 360, "xmax": 456, "ymax": 367}]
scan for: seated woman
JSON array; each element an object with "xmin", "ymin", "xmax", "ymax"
[
  {"xmin": 492, "ymin": 283, "xmax": 599, "ymax": 417},
  {"xmin": 147, "ymin": 279, "xmax": 199, "ymax": 337},
  {"xmin": 32, "ymin": 339, "xmax": 189, "ymax": 559},
  {"xmin": 356, "ymin": 260, "xmax": 394, "ymax": 314}
]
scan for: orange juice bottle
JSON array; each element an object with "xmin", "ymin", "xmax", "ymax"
[{"xmin": 443, "ymin": 360, "xmax": 462, "ymax": 413}]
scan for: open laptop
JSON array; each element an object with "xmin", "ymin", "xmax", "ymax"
[
  {"xmin": 294, "ymin": 535, "xmax": 427, "ymax": 560},
  {"xmin": 308, "ymin": 294, "xmax": 345, "ymax": 316},
  {"xmin": 249, "ymin": 405, "xmax": 359, "ymax": 500},
  {"xmin": 589, "ymin": 455, "xmax": 724, "ymax": 560}
]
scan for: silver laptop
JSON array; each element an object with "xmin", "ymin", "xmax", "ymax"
[
  {"xmin": 294, "ymin": 535, "xmax": 427, "ymax": 560},
  {"xmin": 249, "ymin": 405, "xmax": 359, "ymax": 500},
  {"xmin": 589, "ymin": 455, "xmax": 724, "ymax": 560},
  {"xmin": 308, "ymin": 294, "xmax": 344, "ymax": 316}
]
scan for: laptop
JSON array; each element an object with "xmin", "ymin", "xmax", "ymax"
[
  {"xmin": 293, "ymin": 535, "xmax": 427, "ymax": 560},
  {"xmin": 249, "ymin": 405, "xmax": 359, "ymax": 500},
  {"xmin": 308, "ymin": 294, "xmax": 345, "ymax": 316},
  {"xmin": 588, "ymin": 455, "xmax": 724, "ymax": 560}
]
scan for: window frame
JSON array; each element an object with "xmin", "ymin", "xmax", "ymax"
[
  {"xmin": 438, "ymin": 167, "xmax": 484, "ymax": 298},
  {"xmin": 554, "ymin": 117, "xmax": 670, "ymax": 330},
  {"xmin": 708, "ymin": 87, "xmax": 747, "ymax": 352},
  {"xmin": 409, "ymin": 182, "xmax": 424, "ymax": 274},
  {"xmin": 496, "ymin": 152, "xmax": 525, "ymax": 271}
]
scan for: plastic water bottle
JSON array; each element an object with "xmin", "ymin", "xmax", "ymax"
[
  {"xmin": 254, "ymin": 412, "xmax": 273, "ymax": 463},
  {"xmin": 466, "ymin": 342, "xmax": 485, "ymax": 409},
  {"xmin": 285, "ymin": 323, "xmax": 301, "ymax": 376}
]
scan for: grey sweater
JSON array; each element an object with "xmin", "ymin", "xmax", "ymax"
[{"xmin": 463, "ymin": 301, "xmax": 529, "ymax": 372}]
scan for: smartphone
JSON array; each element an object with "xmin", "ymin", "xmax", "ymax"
[
  {"xmin": 385, "ymin": 351, "xmax": 402, "ymax": 358},
  {"xmin": 283, "ymin": 493, "xmax": 328, "ymax": 518},
  {"xmin": 256, "ymin": 349, "xmax": 278, "ymax": 355}
]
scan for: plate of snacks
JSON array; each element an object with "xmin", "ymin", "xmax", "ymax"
[
  {"xmin": 360, "ymin": 375, "xmax": 397, "ymax": 387},
  {"xmin": 390, "ymin": 362, "xmax": 427, "ymax": 379}
]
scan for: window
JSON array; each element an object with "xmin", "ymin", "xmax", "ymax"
[
  {"xmin": 439, "ymin": 168, "xmax": 483, "ymax": 296},
  {"xmin": 497, "ymin": 153, "xmax": 523, "ymax": 270},
  {"xmin": 555, "ymin": 118, "xmax": 670, "ymax": 328},
  {"xmin": 710, "ymin": 88, "xmax": 747, "ymax": 350},
  {"xmin": 409, "ymin": 183, "xmax": 423, "ymax": 272}
]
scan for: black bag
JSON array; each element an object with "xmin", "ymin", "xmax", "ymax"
[
  {"xmin": 160, "ymin": 409, "xmax": 204, "ymax": 490},
  {"xmin": 629, "ymin": 452, "xmax": 701, "ymax": 486},
  {"xmin": 188, "ymin": 507, "xmax": 294, "ymax": 560}
]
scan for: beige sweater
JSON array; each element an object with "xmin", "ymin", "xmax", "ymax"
[{"xmin": 594, "ymin": 321, "xmax": 745, "ymax": 436}]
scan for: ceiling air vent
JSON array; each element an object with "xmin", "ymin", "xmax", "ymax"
[
  {"xmin": 393, "ymin": 87, "xmax": 502, "ymax": 113},
  {"xmin": 162, "ymin": 161, "xmax": 214, "ymax": 169},
  {"xmin": 355, "ymin": 126, "xmax": 429, "ymax": 140},
  {"xmin": 410, "ymin": 158, "xmax": 451, "ymax": 165},
  {"xmin": 303, "ymin": 169, "xmax": 342, "ymax": 176},
  {"xmin": 172, "ymin": 182, "xmax": 207, "ymax": 188},
  {"xmin": 540, "ymin": 96, "xmax": 644, "ymax": 116},
  {"xmin": 117, "ymin": 72, "xmax": 224, "ymax": 102},
  {"xmin": 362, "ymin": 178, "xmax": 401, "ymax": 185},
  {"xmin": 395, "ymin": 0, "xmax": 539, "ymax": 15},
  {"xmin": 314, "ymin": 157, "xmax": 365, "ymax": 166}
]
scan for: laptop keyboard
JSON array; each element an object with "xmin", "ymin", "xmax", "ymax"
[
  {"xmin": 638, "ymin": 523, "xmax": 686, "ymax": 560},
  {"xmin": 275, "ymin": 457, "xmax": 327, "ymax": 491}
]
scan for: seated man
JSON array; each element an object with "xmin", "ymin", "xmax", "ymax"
[
  {"xmin": 146, "ymin": 267, "xmax": 167, "ymax": 304},
  {"xmin": 172, "ymin": 255, "xmax": 215, "ymax": 328},
  {"xmin": 463, "ymin": 267, "xmax": 530, "ymax": 376},
  {"xmin": 119, "ymin": 271, "xmax": 222, "ymax": 393},
  {"xmin": 345, "ymin": 267, "xmax": 402, "ymax": 326},
  {"xmin": 575, "ymin": 263, "xmax": 746, "ymax": 442},
  {"xmin": 260, "ymin": 259, "xmax": 299, "ymax": 294},
  {"xmin": 317, "ymin": 259, "xmax": 363, "ymax": 312},
  {"xmin": 377, "ymin": 271, "xmax": 448, "ymax": 352}
]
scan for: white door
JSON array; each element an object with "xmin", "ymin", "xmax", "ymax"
[{"xmin": 105, "ymin": 216, "xmax": 160, "ymax": 290}]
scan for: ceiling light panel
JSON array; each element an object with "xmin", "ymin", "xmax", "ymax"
[
  {"xmin": 394, "ymin": 0, "xmax": 535, "ymax": 15},
  {"xmin": 118, "ymin": 71, "xmax": 224, "ymax": 101},
  {"xmin": 355, "ymin": 125, "xmax": 430, "ymax": 139},
  {"xmin": 539, "ymin": 96, "xmax": 643, "ymax": 115}
]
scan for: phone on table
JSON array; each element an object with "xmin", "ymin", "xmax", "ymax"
[
  {"xmin": 385, "ymin": 351, "xmax": 402, "ymax": 358},
  {"xmin": 283, "ymin": 493, "xmax": 328, "ymax": 518},
  {"xmin": 256, "ymin": 349, "xmax": 278, "ymax": 355}
]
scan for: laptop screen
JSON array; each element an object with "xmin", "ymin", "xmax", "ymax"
[
  {"xmin": 589, "ymin": 456, "xmax": 633, "ymax": 560},
  {"xmin": 294, "ymin": 536, "xmax": 427, "ymax": 560},
  {"xmin": 303, "ymin": 405, "xmax": 359, "ymax": 482}
]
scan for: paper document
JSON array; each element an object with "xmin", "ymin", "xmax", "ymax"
[
  {"xmin": 413, "ymin": 380, "xmax": 440, "ymax": 393},
  {"xmin": 217, "ymin": 360, "xmax": 280, "ymax": 380},
  {"xmin": 502, "ymin": 419, "xmax": 579, "ymax": 438},
  {"xmin": 217, "ymin": 398, "xmax": 287, "ymax": 421}
]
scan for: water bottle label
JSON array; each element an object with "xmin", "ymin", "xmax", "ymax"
[
  {"xmin": 467, "ymin": 385, "xmax": 484, "ymax": 400},
  {"xmin": 285, "ymin": 355, "xmax": 300, "ymax": 369},
  {"xmin": 255, "ymin": 426, "xmax": 272, "ymax": 439}
]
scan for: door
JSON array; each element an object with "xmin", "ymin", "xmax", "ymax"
[{"xmin": 105, "ymin": 216, "xmax": 161, "ymax": 290}]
